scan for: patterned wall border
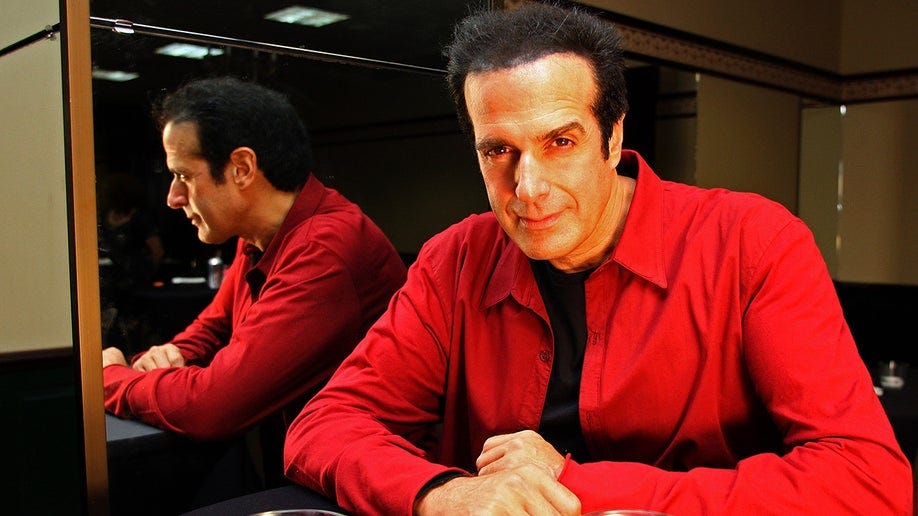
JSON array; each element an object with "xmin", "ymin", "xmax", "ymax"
[
  {"xmin": 516, "ymin": 0, "xmax": 918, "ymax": 104},
  {"xmin": 614, "ymin": 21, "xmax": 917, "ymax": 104}
]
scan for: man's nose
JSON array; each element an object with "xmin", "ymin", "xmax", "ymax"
[
  {"xmin": 515, "ymin": 154, "xmax": 550, "ymax": 201},
  {"xmin": 166, "ymin": 178, "xmax": 187, "ymax": 209}
]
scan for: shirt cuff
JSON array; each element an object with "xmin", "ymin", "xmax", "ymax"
[{"xmin": 557, "ymin": 452, "xmax": 574, "ymax": 480}]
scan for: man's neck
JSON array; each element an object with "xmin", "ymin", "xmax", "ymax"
[
  {"xmin": 241, "ymin": 187, "xmax": 299, "ymax": 252},
  {"xmin": 549, "ymin": 174, "xmax": 636, "ymax": 273}
]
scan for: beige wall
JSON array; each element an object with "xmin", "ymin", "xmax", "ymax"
[
  {"xmin": 581, "ymin": 0, "xmax": 842, "ymax": 71},
  {"xmin": 2, "ymin": 0, "xmax": 59, "ymax": 48},
  {"xmin": 582, "ymin": 0, "xmax": 918, "ymax": 74},
  {"xmin": 695, "ymin": 75, "xmax": 801, "ymax": 212},
  {"xmin": 798, "ymin": 106, "xmax": 843, "ymax": 277},
  {"xmin": 837, "ymin": 99, "xmax": 918, "ymax": 284},
  {"xmin": 0, "ymin": 0, "xmax": 73, "ymax": 353},
  {"xmin": 840, "ymin": 0, "xmax": 918, "ymax": 74},
  {"xmin": 800, "ymin": 100, "xmax": 918, "ymax": 286}
]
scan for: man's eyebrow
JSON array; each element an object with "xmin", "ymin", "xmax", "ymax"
[
  {"xmin": 475, "ymin": 137, "xmax": 508, "ymax": 153},
  {"xmin": 165, "ymin": 164, "xmax": 187, "ymax": 176},
  {"xmin": 539, "ymin": 121, "xmax": 585, "ymax": 143}
]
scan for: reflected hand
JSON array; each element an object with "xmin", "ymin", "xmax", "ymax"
[
  {"xmin": 477, "ymin": 430, "xmax": 566, "ymax": 478},
  {"xmin": 132, "ymin": 343, "xmax": 186, "ymax": 371},
  {"xmin": 102, "ymin": 347, "xmax": 128, "ymax": 368}
]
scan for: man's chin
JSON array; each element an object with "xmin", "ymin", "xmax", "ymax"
[
  {"xmin": 515, "ymin": 241, "xmax": 559, "ymax": 262},
  {"xmin": 196, "ymin": 230, "xmax": 225, "ymax": 245},
  {"xmin": 507, "ymin": 229, "xmax": 557, "ymax": 259},
  {"xmin": 198, "ymin": 228, "xmax": 220, "ymax": 244}
]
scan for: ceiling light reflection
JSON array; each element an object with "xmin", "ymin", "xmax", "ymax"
[{"xmin": 264, "ymin": 5, "xmax": 350, "ymax": 27}]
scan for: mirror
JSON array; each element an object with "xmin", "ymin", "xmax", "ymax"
[{"xmin": 89, "ymin": 0, "xmax": 493, "ymax": 356}]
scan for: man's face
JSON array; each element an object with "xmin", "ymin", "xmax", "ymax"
[
  {"xmin": 162, "ymin": 121, "xmax": 241, "ymax": 244},
  {"xmin": 464, "ymin": 53, "xmax": 623, "ymax": 272}
]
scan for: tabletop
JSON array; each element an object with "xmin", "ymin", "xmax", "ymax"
[
  {"xmin": 106, "ymin": 414, "xmax": 263, "ymax": 515},
  {"xmin": 106, "ymin": 413, "xmax": 177, "ymax": 456}
]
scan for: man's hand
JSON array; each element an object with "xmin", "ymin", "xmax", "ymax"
[
  {"xmin": 477, "ymin": 430, "xmax": 566, "ymax": 478},
  {"xmin": 132, "ymin": 343, "xmax": 186, "ymax": 371},
  {"xmin": 102, "ymin": 347, "xmax": 128, "ymax": 368},
  {"xmin": 414, "ymin": 430, "xmax": 579, "ymax": 515},
  {"xmin": 414, "ymin": 466, "xmax": 580, "ymax": 515}
]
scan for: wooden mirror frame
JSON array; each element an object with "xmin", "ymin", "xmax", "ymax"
[{"xmin": 62, "ymin": 0, "xmax": 108, "ymax": 512}]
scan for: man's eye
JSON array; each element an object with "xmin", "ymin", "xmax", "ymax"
[
  {"xmin": 484, "ymin": 146, "xmax": 509, "ymax": 158},
  {"xmin": 553, "ymin": 137, "xmax": 573, "ymax": 147}
]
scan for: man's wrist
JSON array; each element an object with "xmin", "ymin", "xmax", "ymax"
[
  {"xmin": 414, "ymin": 471, "xmax": 465, "ymax": 513},
  {"xmin": 418, "ymin": 471, "xmax": 465, "ymax": 496}
]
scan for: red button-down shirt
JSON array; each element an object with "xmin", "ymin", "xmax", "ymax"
[
  {"xmin": 103, "ymin": 175, "xmax": 407, "ymax": 440},
  {"xmin": 284, "ymin": 152, "xmax": 911, "ymax": 515}
]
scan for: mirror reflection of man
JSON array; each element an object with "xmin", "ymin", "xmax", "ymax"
[
  {"xmin": 282, "ymin": 4, "xmax": 911, "ymax": 515},
  {"xmin": 101, "ymin": 77, "xmax": 406, "ymax": 479}
]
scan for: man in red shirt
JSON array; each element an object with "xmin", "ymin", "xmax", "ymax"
[
  {"xmin": 284, "ymin": 4, "xmax": 912, "ymax": 515},
  {"xmin": 101, "ymin": 77, "xmax": 406, "ymax": 475}
]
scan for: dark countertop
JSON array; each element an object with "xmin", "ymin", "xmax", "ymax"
[{"xmin": 877, "ymin": 368, "xmax": 918, "ymax": 463}]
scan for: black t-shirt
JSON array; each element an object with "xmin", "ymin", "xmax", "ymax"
[{"xmin": 531, "ymin": 259, "xmax": 593, "ymax": 462}]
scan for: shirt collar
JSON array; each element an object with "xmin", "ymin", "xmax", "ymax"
[
  {"xmin": 611, "ymin": 150, "xmax": 668, "ymax": 289},
  {"xmin": 243, "ymin": 174, "xmax": 326, "ymax": 297},
  {"xmin": 483, "ymin": 149, "xmax": 668, "ymax": 309},
  {"xmin": 253, "ymin": 174, "xmax": 324, "ymax": 269}
]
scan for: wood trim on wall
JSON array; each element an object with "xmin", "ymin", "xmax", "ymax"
[{"xmin": 61, "ymin": 0, "xmax": 108, "ymax": 513}]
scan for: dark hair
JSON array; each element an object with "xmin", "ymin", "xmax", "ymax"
[
  {"xmin": 445, "ymin": 2, "xmax": 628, "ymax": 159},
  {"xmin": 153, "ymin": 76, "xmax": 314, "ymax": 191}
]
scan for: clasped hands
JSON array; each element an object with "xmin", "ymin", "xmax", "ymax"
[
  {"xmin": 101, "ymin": 343, "xmax": 186, "ymax": 371},
  {"xmin": 415, "ymin": 429, "xmax": 581, "ymax": 515}
]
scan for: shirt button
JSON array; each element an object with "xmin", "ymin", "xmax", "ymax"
[{"xmin": 539, "ymin": 350, "xmax": 550, "ymax": 362}]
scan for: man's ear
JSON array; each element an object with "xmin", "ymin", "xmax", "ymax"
[
  {"xmin": 607, "ymin": 114, "xmax": 625, "ymax": 165},
  {"xmin": 228, "ymin": 147, "xmax": 258, "ymax": 188}
]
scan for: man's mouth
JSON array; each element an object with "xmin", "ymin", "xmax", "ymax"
[{"xmin": 518, "ymin": 211, "xmax": 560, "ymax": 230}]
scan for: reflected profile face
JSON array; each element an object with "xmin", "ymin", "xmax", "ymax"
[
  {"xmin": 464, "ymin": 53, "xmax": 623, "ymax": 272},
  {"xmin": 162, "ymin": 121, "xmax": 240, "ymax": 244}
]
